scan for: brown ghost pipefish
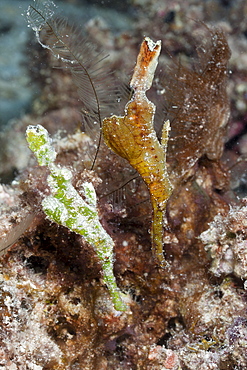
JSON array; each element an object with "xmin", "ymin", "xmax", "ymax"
[{"xmin": 102, "ymin": 37, "xmax": 173, "ymax": 267}]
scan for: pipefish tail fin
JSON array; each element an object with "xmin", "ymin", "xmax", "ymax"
[{"xmin": 26, "ymin": 0, "xmax": 122, "ymax": 169}]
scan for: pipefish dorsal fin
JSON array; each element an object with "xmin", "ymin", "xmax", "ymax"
[{"xmin": 26, "ymin": 0, "xmax": 124, "ymax": 169}]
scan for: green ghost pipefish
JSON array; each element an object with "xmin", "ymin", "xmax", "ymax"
[{"xmin": 26, "ymin": 124, "xmax": 127, "ymax": 311}]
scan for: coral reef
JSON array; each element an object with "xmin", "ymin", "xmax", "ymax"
[
  {"xmin": 1, "ymin": 0, "xmax": 247, "ymax": 369},
  {"xmin": 201, "ymin": 200, "xmax": 247, "ymax": 279}
]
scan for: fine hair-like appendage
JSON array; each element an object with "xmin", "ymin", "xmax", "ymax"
[{"xmin": 26, "ymin": 0, "xmax": 123, "ymax": 168}]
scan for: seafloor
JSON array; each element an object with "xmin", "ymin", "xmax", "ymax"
[{"xmin": 1, "ymin": 0, "xmax": 247, "ymax": 369}]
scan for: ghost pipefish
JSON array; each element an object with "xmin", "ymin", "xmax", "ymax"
[{"xmin": 102, "ymin": 37, "xmax": 173, "ymax": 267}]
